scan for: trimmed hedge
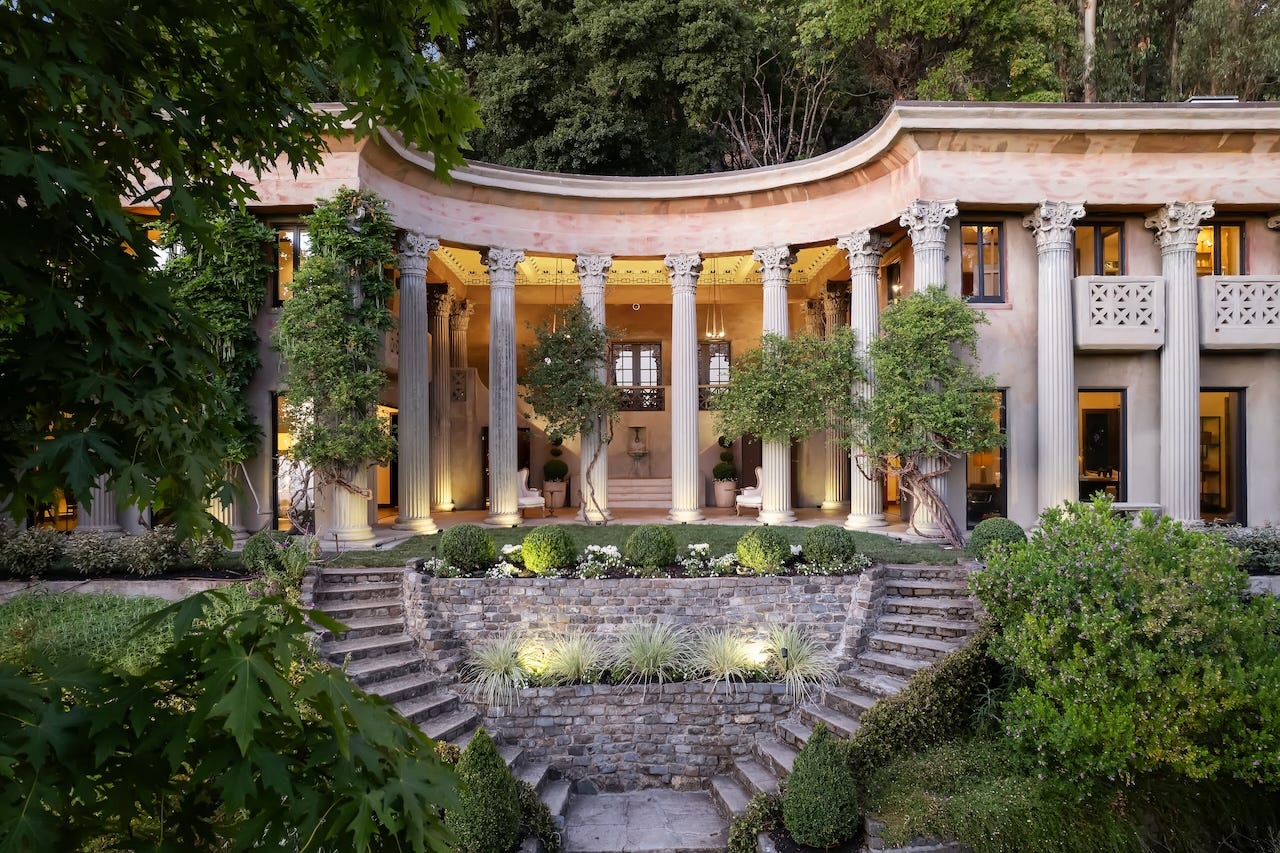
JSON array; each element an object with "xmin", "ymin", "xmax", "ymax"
[
  {"xmin": 445, "ymin": 728, "xmax": 521, "ymax": 853},
  {"xmin": 802, "ymin": 525, "xmax": 859, "ymax": 568},
  {"xmin": 439, "ymin": 524, "xmax": 497, "ymax": 573},
  {"xmin": 735, "ymin": 526, "xmax": 790, "ymax": 575},
  {"xmin": 521, "ymin": 526, "xmax": 577, "ymax": 576},
  {"xmin": 967, "ymin": 517, "xmax": 1026, "ymax": 560},
  {"xmin": 783, "ymin": 723, "xmax": 861, "ymax": 847},
  {"xmin": 623, "ymin": 525, "xmax": 677, "ymax": 571}
]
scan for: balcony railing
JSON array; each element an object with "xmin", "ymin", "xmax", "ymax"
[
  {"xmin": 617, "ymin": 386, "xmax": 665, "ymax": 411},
  {"xmin": 698, "ymin": 385, "xmax": 726, "ymax": 411},
  {"xmin": 1199, "ymin": 276, "xmax": 1280, "ymax": 350},
  {"xmin": 1073, "ymin": 276, "xmax": 1165, "ymax": 351}
]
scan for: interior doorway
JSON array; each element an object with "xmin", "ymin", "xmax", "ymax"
[{"xmin": 1200, "ymin": 389, "xmax": 1245, "ymax": 524}]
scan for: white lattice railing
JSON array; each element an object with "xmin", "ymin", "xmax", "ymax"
[
  {"xmin": 1073, "ymin": 276, "xmax": 1165, "ymax": 350},
  {"xmin": 1199, "ymin": 276, "xmax": 1280, "ymax": 350}
]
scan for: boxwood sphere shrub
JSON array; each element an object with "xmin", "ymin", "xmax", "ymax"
[
  {"xmin": 736, "ymin": 526, "xmax": 791, "ymax": 575},
  {"xmin": 542, "ymin": 458, "xmax": 569, "ymax": 482},
  {"xmin": 241, "ymin": 529, "xmax": 288, "ymax": 575},
  {"xmin": 968, "ymin": 516, "xmax": 1027, "ymax": 559},
  {"xmin": 782, "ymin": 723, "xmax": 860, "ymax": 848},
  {"xmin": 521, "ymin": 526, "xmax": 578, "ymax": 576},
  {"xmin": 623, "ymin": 525, "xmax": 678, "ymax": 570},
  {"xmin": 445, "ymin": 728, "xmax": 521, "ymax": 853},
  {"xmin": 712, "ymin": 461, "xmax": 737, "ymax": 481},
  {"xmin": 802, "ymin": 525, "xmax": 859, "ymax": 568},
  {"xmin": 439, "ymin": 524, "xmax": 497, "ymax": 573}
]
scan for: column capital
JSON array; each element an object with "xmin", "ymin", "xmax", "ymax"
[
  {"xmin": 823, "ymin": 284, "xmax": 850, "ymax": 332},
  {"xmin": 804, "ymin": 299, "xmax": 825, "ymax": 336},
  {"xmin": 398, "ymin": 232, "xmax": 439, "ymax": 277},
  {"xmin": 576, "ymin": 253, "xmax": 612, "ymax": 296},
  {"xmin": 449, "ymin": 298, "xmax": 475, "ymax": 332},
  {"xmin": 752, "ymin": 245, "xmax": 795, "ymax": 286},
  {"xmin": 428, "ymin": 287, "xmax": 453, "ymax": 315},
  {"xmin": 1267, "ymin": 212, "xmax": 1280, "ymax": 231},
  {"xmin": 837, "ymin": 230, "xmax": 891, "ymax": 273},
  {"xmin": 1023, "ymin": 201, "xmax": 1086, "ymax": 251},
  {"xmin": 664, "ymin": 253, "xmax": 702, "ymax": 295},
  {"xmin": 1145, "ymin": 201, "xmax": 1215, "ymax": 253},
  {"xmin": 899, "ymin": 199, "xmax": 958, "ymax": 247},
  {"xmin": 483, "ymin": 247, "xmax": 525, "ymax": 284}
]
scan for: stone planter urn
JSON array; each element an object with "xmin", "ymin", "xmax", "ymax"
[
  {"xmin": 543, "ymin": 480, "xmax": 568, "ymax": 509},
  {"xmin": 713, "ymin": 480, "xmax": 737, "ymax": 508}
]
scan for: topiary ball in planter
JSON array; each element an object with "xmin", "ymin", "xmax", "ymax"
[
  {"xmin": 783, "ymin": 723, "xmax": 860, "ymax": 848},
  {"xmin": 445, "ymin": 727, "xmax": 521, "ymax": 853},
  {"xmin": 968, "ymin": 516, "xmax": 1027, "ymax": 560},
  {"xmin": 521, "ymin": 526, "xmax": 578, "ymax": 576},
  {"xmin": 439, "ymin": 524, "xmax": 497, "ymax": 573},
  {"xmin": 712, "ymin": 461, "xmax": 737, "ymax": 482},
  {"xmin": 623, "ymin": 525, "xmax": 678, "ymax": 571},
  {"xmin": 719, "ymin": 449, "xmax": 735, "ymax": 462},
  {"xmin": 802, "ymin": 525, "xmax": 859, "ymax": 568},
  {"xmin": 736, "ymin": 527, "xmax": 791, "ymax": 575},
  {"xmin": 543, "ymin": 458, "xmax": 569, "ymax": 482}
]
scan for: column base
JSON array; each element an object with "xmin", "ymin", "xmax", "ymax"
[
  {"xmin": 758, "ymin": 509, "xmax": 796, "ymax": 525},
  {"xmin": 821, "ymin": 500, "xmax": 850, "ymax": 512},
  {"xmin": 393, "ymin": 517, "xmax": 439, "ymax": 534},
  {"xmin": 485, "ymin": 511, "xmax": 523, "ymax": 527},
  {"xmin": 432, "ymin": 501, "xmax": 456, "ymax": 513},
  {"xmin": 844, "ymin": 513, "xmax": 888, "ymax": 530},
  {"xmin": 327, "ymin": 525, "xmax": 376, "ymax": 543},
  {"xmin": 668, "ymin": 508, "xmax": 705, "ymax": 523},
  {"xmin": 76, "ymin": 525, "xmax": 124, "ymax": 536}
]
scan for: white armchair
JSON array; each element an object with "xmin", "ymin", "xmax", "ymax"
[
  {"xmin": 735, "ymin": 466, "xmax": 764, "ymax": 516},
  {"xmin": 517, "ymin": 468, "xmax": 548, "ymax": 517}
]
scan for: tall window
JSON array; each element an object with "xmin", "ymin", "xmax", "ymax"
[
  {"xmin": 272, "ymin": 224, "xmax": 309, "ymax": 303},
  {"xmin": 966, "ymin": 390, "xmax": 1007, "ymax": 527},
  {"xmin": 1079, "ymin": 390, "xmax": 1126, "ymax": 502},
  {"xmin": 960, "ymin": 223, "xmax": 1003, "ymax": 302},
  {"xmin": 611, "ymin": 343, "xmax": 664, "ymax": 411},
  {"xmin": 1196, "ymin": 223, "xmax": 1244, "ymax": 275},
  {"xmin": 698, "ymin": 342, "xmax": 730, "ymax": 410},
  {"xmin": 1075, "ymin": 223, "xmax": 1124, "ymax": 276}
]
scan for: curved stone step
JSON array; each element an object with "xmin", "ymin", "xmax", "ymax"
[
  {"xmin": 422, "ymin": 707, "xmax": 478, "ymax": 742},
  {"xmin": 315, "ymin": 599, "xmax": 404, "ymax": 622},
  {"xmin": 841, "ymin": 667, "xmax": 909, "ymax": 697},
  {"xmin": 821, "ymin": 684, "xmax": 877, "ymax": 719},
  {"xmin": 313, "ymin": 581, "xmax": 401, "ymax": 603},
  {"xmin": 776, "ymin": 718, "xmax": 813, "ymax": 750},
  {"xmin": 868, "ymin": 632, "xmax": 963, "ymax": 662},
  {"xmin": 857, "ymin": 650, "xmax": 930, "ymax": 679},
  {"xmin": 882, "ymin": 595, "xmax": 976, "ymax": 619},
  {"xmin": 877, "ymin": 613, "xmax": 977, "ymax": 640},
  {"xmin": 318, "ymin": 613, "xmax": 404, "ymax": 642},
  {"xmin": 752, "ymin": 737, "xmax": 798, "ymax": 778},
  {"xmin": 882, "ymin": 564, "xmax": 970, "ymax": 581},
  {"xmin": 343, "ymin": 650, "xmax": 424, "ymax": 685},
  {"xmin": 710, "ymin": 774, "xmax": 751, "ymax": 818},
  {"xmin": 884, "ymin": 578, "xmax": 970, "ymax": 598},
  {"xmin": 394, "ymin": 691, "xmax": 459, "ymax": 724},
  {"xmin": 364, "ymin": 672, "xmax": 443, "ymax": 704},
  {"xmin": 731, "ymin": 756, "xmax": 779, "ymax": 796},
  {"xmin": 324, "ymin": 632, "xmax": 415, "ymax": 663},
  {"xmin": 317, "ymin": 567, "xmax": 405, "ymax": 585},
  {"xmin": 798, "ymin": 703, "xmax": 861, "ymax": 740}
]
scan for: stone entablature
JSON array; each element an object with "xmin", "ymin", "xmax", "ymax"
[
  {"xmin": 1072, "ymin": 275, "xmax": 1165, "ymax": 350},
  {"xmin": 1199, "ymin": 276, "xmax": 1280, "ymax": 349}
]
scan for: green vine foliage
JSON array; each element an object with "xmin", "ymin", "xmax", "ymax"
[
  {"xmin": 712, "ymin": 326, "xmax": 862, "ymax": 444},
  {"xmin": 273, "ymin": 189, "xmax": 397, "ymax": 489},
  {"xmin": 160, "ymin": 209, "xmax": 273, "ymax": 466}
]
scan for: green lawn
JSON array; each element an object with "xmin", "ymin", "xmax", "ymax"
[
  {"xmin": 0, "ymin": 592, "xmax": 171, "ymax": 674},
  {"xmin": 331, "ymin": 524, "xmax": 957, "ymax": 567}
]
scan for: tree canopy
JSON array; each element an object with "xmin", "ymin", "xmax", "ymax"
[{"xmin": 0, "ymin": 0, "xmax": 477, "ymax": 532}]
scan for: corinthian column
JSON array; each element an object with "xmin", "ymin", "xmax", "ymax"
[
  {"xmin": 450, "ymin": 299, "xmax": 474, "ymax": 370},
  {"xmin": 753, "ymin": 245, "xmax": 797, "ymax": 525},
  {"xmin": 665, "ymin": 253, "xmax": 704, "ymax": 522},
  {"xmin": 900, "ymin": 199, "xmax": 958, "ymax": 536},
  {"xmin": 393, "ymin": 233, "xmax": 438, "ymax": 533},
  {"xmin": 838, "ymin": 231, "xmax": 892, "ymax": 529},
  {"xmin": 1024, "ymin": 201, "xmax": 1085, "ymax": 513},
  {"xmin": 484, "ymin": 247, "xmax": 525, "ymax": 526},
  {"xmin": 429, "ymin": 288, "xmax": 454, "ymax": 512},
  {"xmin": 77, "ymin": 476, "xmax": 122, "ymax": 534},
  {"xmin": 576, "ymin": 254, "xmax": 612, "ymax": 522},
  {"xmin": 822, "ymin": 284, "xmax": 850, "ymax": 511},
  {"xmin": 1146, "ymin": 201, "xmax": 1214, "ymax": 522}
]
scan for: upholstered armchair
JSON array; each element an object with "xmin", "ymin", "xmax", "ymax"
[
  {"xmin": 735, "ymin": 466, "xmax": 764, "ymax": 515},
  {"xmin": 516, "ymin": 468, "xmax": 548, "ymax": 517}
]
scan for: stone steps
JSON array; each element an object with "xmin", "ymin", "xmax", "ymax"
[
  {"xmin": 878, "ymin": 613, "xmax": 977, "ymax": 640},
  {"xmin": 316, "ymin": 567, "xmax": 405, "ymax": 585},
  {"xmin": 883, "ymin": 578, "xmax": 970, "ymax": 598},
  {"xmin": 798, "ymin": 703, "xmax": 861, "ymax": 740},
  {"xmin": 364, "ymin": 672, "xmax": 444, "ymax": 704},
  {"xmin": 882, "ymin": 564, "xmax": 970, "ymax": 581},
  {"xmin": 343, "ymin": 650, "xmax": 425, "ymax": 685},
  {"xmin": 317, "ymin": 599, "xmax": 405, "ymax": 622},
  {"xmin": 882, "ymin": 595, "xmax": 977, "ymax": 620},
  {"xmin": 731, "ymin": 756, "xmax": 780, "ymax": 796},
  {"xmin": 841, "ymin": 666, "xmax": 910, "ymax": 697},
  {"xmin": 421, "ymin": 707, "xmax": 479, "ymax": 742},
  {"xmin": 394, "ymin": 691, "xmax": 460, "ymax": 725},
  {"xmin": 821, "ymin": 684, "xmax": 878, "ymax": 719},
  {"xmin": 323, "ymin": 632, "xmax": 416, "ymax": 663},
  {"xmin": 607, "ymin": 478, "xmax": 673, "ymax": 508},
  {"xmin": 856, "ymin": 650, "xmax": 931, "ymax": 679},
  {"xmin": 868, "ymin": 632, "xmax": 963, "ymax": 662},
  {"xmin": 776, "ymin": 718, "xmax": 814, "ymax": 751},
  {"xmin": 710, "ymin": 774, "xmax": 751, "ymax": 818},
  {"xmin": 312, "ymin": 581, "xmax": 402, "ymax": 603},
  {"xmin": 752, "ymin": 737, "xmax": 798, "ymax": 778},
  {"xmin": 319, "ymin": 613, "xmax": 406, "ymax": 641}
]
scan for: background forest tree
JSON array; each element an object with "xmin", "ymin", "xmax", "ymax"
[{"xmin": 442, "ymin": 0, "xmax": 1280, "ymax": 176}]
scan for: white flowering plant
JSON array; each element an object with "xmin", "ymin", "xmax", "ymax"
[
  {"xmin": 793, "ymin": 554, "xmax": 872, "ymax": 576},
  {"xmin": 679, "ymin": 543, "xmax": 738, "ymax": 578},
  {"xmin": 576, "ymin": 544, "xmax": 627, "ymax": 579},
  {"xmin": 486, "ymin": 560, "xmax": 520, "ymax": 578}
]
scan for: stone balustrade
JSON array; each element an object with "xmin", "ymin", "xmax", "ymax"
[
  {"xmin": 1199, "ymin": 276, "xmax": 1280, "ymax": 349},
  {"xmin": 1072, "ymin": 275, "xmax": 1166, "ymax": 350}
]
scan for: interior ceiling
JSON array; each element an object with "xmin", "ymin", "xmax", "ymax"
[{"xmin": 430, "ymin": 244, "xmax": 844, "ymax": 303}]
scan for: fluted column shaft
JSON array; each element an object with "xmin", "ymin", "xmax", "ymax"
[
  {"xmin": 576, "ymin": 254, "xmax": 612, "ymax": 522},
  {"xmin": 324, "ymin": 466, "xmax": 375, "ymax": 542},
  {"xmin": 753, "ymin": 246, "xmax": 797, "ymax": 525},
  {"xmin": 428, "ymin": 289, "xmax": 455, "ymax": 512},
  {"xmin": 450, "ymin": 299, "xmax": 473, "ymax": 370},
  {"xmin": 822, "ymin": 285, "xmax": 851, "ymax": 511},
  {"xmin": 485, "ymin": 248, "xmax": 524, "ymax": 526},
  {"xmin": 1147, "ymin": 201, "xmax": 1214, "ymax": 522},
  {"xmin": 1025, "ymin": 202, "xmax": 1086, "ymax": 513},
  {"xmin": 665, "ymin": 253, "xmax": 704, "ymax": 522},
  {"xmin": 77, "ymin": 476, "xmax": 122, "ymax": 534},
  {"xmin": 839, "ymin": 231, "xmax": 891, "ymax": 529},
  {"xmin": 901, "ymin": 199, "xmax": 958, "ymax": 535},
  {"xmin": 393, "ymin": 234, "xmax": 438, "ymax": 533}
]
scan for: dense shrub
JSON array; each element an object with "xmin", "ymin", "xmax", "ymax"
[
  {"xmin": 66, "ymin": 531, "xmax": 124, "ymax": 575},
  {"xmin": 801, "ymin": 525, "xmax": 859, "ymax": 568},
  {"xmin": 445, "ymin": 728, "xmax": 521, "ymax": 853},
  {"xmin": 783, "ymin": 723, "xmax": 861, "ymax": 848},
  {"xmin": 623, "ymin": 525, "xmax": 677, "ymax": 571},
  {"xmin": 439, "ymin": 524, "xmax": 497, "ymax": 573},
  {"xmin": 521, "ymin": 527, "xmax": 577, "ymax": 576},
  {"xmin": 119, "ymin": 526, "xmax": 186, "ymax": 576},
  {"xmin": 1221, "ymin": 524, "xmax": 1280, "ymax": 575},
  {"xmin": 712, "ymin": 461, "xmax": 737, "ymax": 481},
  {"xmin": 967, "ymin": 517, "xmax": 1025, "ymax": 559},
  {"xmin": 0, "ymin": 526, "xmax": 65, "ymax": 576},
  {"xmin": 728, "ymin": 791, "xmax": 781, "ymax": 853},
  {"xmin": 971, "ymin": 497, "xmax": 1280, "ymax": 783},
  {"xmin": 542, "ymin": 458, "xmax": 569, "ymax": 482},
  {"xmin": 517, "ymin": 779, "xmax": 561, "ymax": 853},
  {"xmin": 735, "ymin": 526, "xmax": 790, "ymax": 574},
  {"xmin": 185, "ymin": 533, "xmax": 229, "ymax": 571},
  {"xmin": 241, "ymin": 529, "xmax": 289, "ymax": 575}
]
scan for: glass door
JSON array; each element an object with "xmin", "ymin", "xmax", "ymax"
[{"xmin": 1200, "ymin": 390, "xmax": 1244, "ymax": 524}]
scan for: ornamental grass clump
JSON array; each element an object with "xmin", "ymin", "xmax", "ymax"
[
  {"xmin": 445, "ymin": 728, "xmax": 522, "ymax": 853},
  {"xmin": 783, "ymin": 723, "xmax": 861, "ymax": 849},
  {"xmin": 623, "ymin": 524, "xmax": 677, "ymax": 574},
  {"xmin": 521, "ymin": 526, "xmax": 577, "ymax": 576},
  {"xmin": 463, "ymin": 635, "xmax": 530, "ymax": 711},
  {"xmin": 690, "ymin": 629, "xmax": 760, "ymax": 694},
  {"xmin": 539, "ymin": 631, "xmax": 606, "ymax": 685},
  {"xmin": 439, "ymin": 524, "xmax": 497, "ymax": 573},
  {"xmin": 608, "ymin": 622, "xmax": 692, "ymax": 686},
  {"xmin": 764, "ymin": 624, "xmax": 837, "ymax": 705},
  {"xmin": 736, "ymin": 526, "xmax": 791, "ymax": 574}
]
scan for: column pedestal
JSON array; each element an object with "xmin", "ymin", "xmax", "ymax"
[{"xmin": 322, "ymin": 468, "xmax": 375, "ymax": 543}]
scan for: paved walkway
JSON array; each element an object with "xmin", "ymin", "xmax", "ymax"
[{"xmin": 562, "ymin": 790, "xmax": 728, "ymax": 853}]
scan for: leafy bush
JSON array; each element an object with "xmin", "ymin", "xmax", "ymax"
[
  {"xmin": 764, "ymin": 624, "xmax": 836, "ymax": 705},
  {"xmin": 608, "ymin": 622, "xmax": 692, "ymax": 686},
  {"xmin": 712, "ymin": 461, "xmax": 737, "ymax": 481},
  {"xmin": 736, "ymin": 526, "xmax": 790, "ymax": 574},
  {"xmin": 66, "ymin": 531, "xmax": 124, "ymax": 575},
  {"xmin": 542, "ymin": 458, "xmax": 569, "ymax": 482},
  {"xmin": 445, "ymin": 728, "xmax": 521, "ymax": 853},
  {"xmin": 539, "ymin": 631, "xmax": 605, "ymax": 685},
  {"xmin": 0, "ymin": 526, "xmax": 65, "ymax": 576},
  {"xmin": 1221, "ymin": 524, "xmax": 1280, "ymax": 575},
  {"xmin": 521, "ymin": 526, "xmax": 577, "ymax": 576},
  {"xmin": 241, "ymin": 529, "xmax": 289, "ymax": 575},
  {"xmin": 967, "ymin": 517, "xmax": 1026, "ymax": 559},
  {"xmin": 783, "ymin": 723, "xmax": 860, "ymax": 848},
  {"xmin": 439, "ymin": 524, "xmax": 498, "ymax": 573},
  {"xmin": 728, "ymin": 791, "xmax": 782, "ymax": 853},
  {"xmin": 185, "ymin": 533, "xmax": 229, "ymax": 571},
  {"xmin": 971, "ymin": 497, "xmax": 1280, "ymax": 783},
  {"xmin": 275, "ymin": 534, "xmax": 318, "ymax": 587},
  {"xmin": 690, "ymin": 629, "xmax": 760, "ymax": 694},
  {"xmin": 518, "ymin": 779, "xmax": 561, "ymax": 853},
  {"xmin": 623, "ymin": 524, "xmax": 677, "ymax": 571},
  {"xmin": 117, "ymin": 526, "xmax": 187, "ymax": 576},
  {"xmin": 463, "ymin": 634, "xmax": 530, "ymax": 710},
  {"xmin": 802, "ymin": 525, "xmax": 859, "ymax": 569}
]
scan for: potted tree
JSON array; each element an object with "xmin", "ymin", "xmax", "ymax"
[
  {"xmin": 542, "ymin": 438, "xmax": 569, "ymax": 508},
  {"xmin": 712, "ymin": 444, "xmax": 738, "ymax": 507}
]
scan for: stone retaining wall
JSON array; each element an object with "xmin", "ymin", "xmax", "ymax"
[{"xmin": 485, "ymin": 681, "xmax": 793, "ymax": 791}]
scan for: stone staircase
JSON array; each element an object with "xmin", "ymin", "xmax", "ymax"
[
  {"xmin": 709, "ymin": 564, "xmax": 979, "ymax": 837},
  {"xmin": 310, "ymin": 566, "xmax": 571, "ymax": 847},
  {"xmin": 606, "ymin": 477, "xmax": 673, "ymax": 509}
]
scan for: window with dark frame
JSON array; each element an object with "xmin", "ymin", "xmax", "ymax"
[
  {"xmin": 1074, "ymin": 223, "xmax": 1125, "ymax": 276},
  {"xmin": 1196, "ymin": 223, "xmax": 1244, "ymax": 276},
  {"xmin": 610, "ymin": 343, "xmax": 664, "ymax": 411},
  {"xmin": 270, "ymin": 224, "xmax": 309, "ymax": 304},
  {"xmin": 960, "ymin": 223, "xmax": 1004, "ymax": 302},
  {"xmin": 697, "ymin": 341, "xmax": 730, "ymax": 410}
]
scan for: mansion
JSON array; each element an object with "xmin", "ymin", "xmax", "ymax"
[{"xmin": 79, "ymin": 100, "xmax": 1280, "ymax": 539}]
